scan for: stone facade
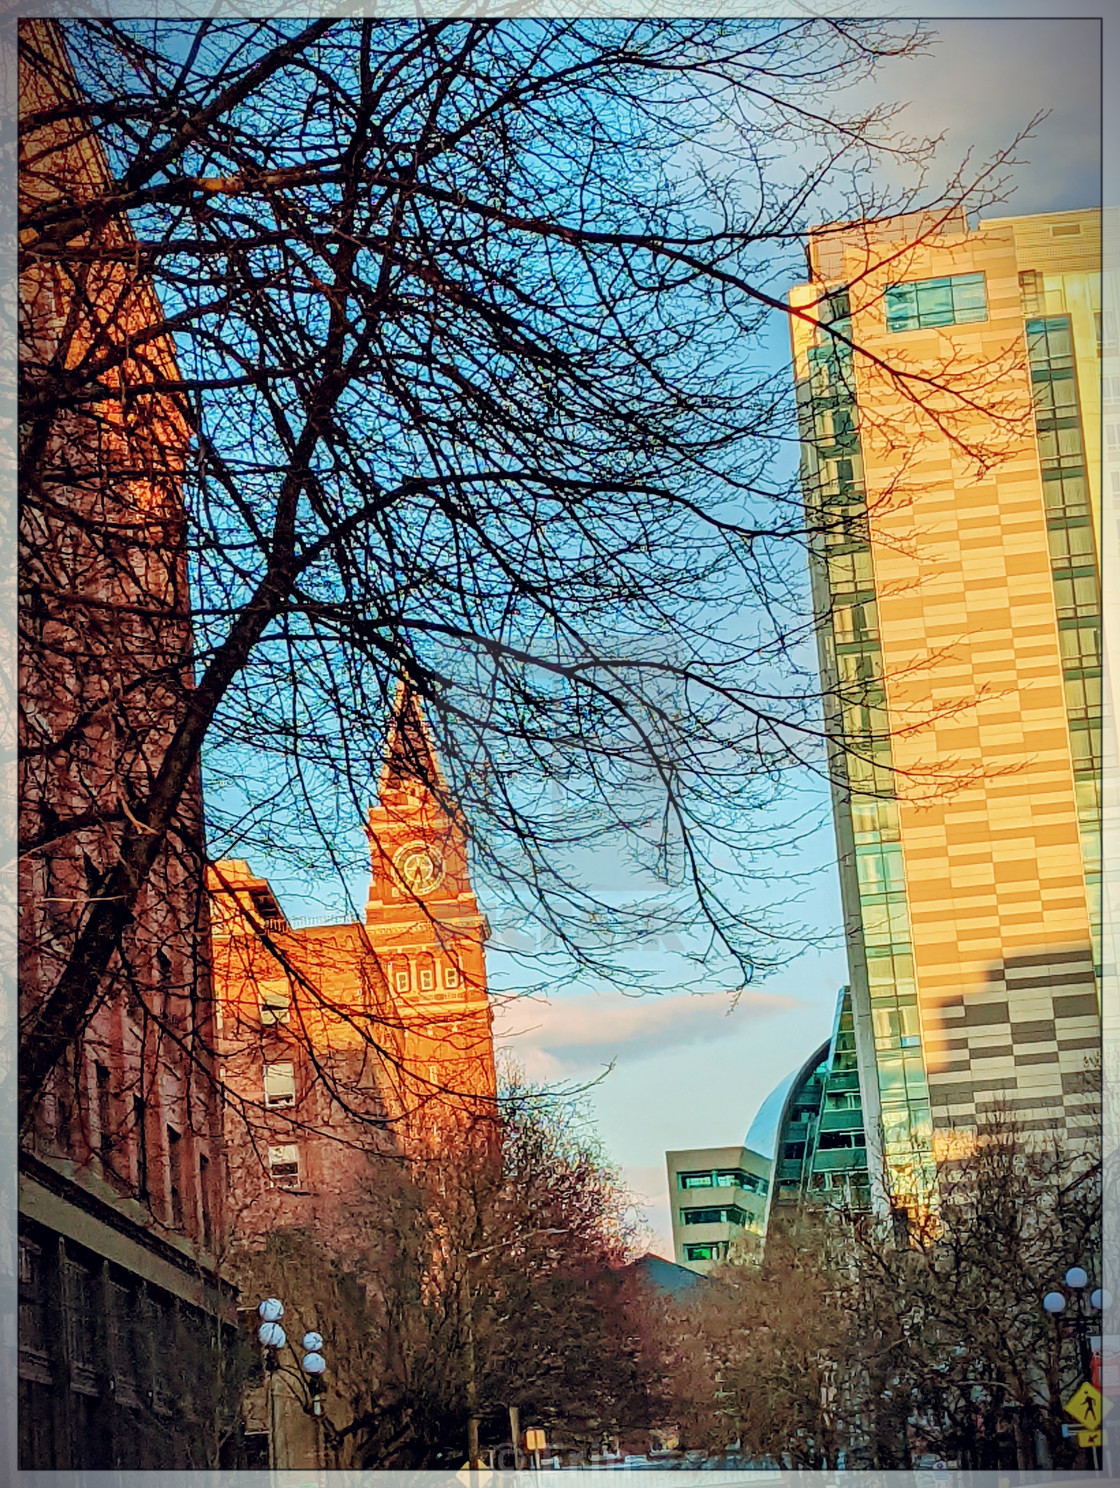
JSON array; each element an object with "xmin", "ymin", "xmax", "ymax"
[
  {"xmin": 18, "ymin": 19, "xmax": 237, "ymax": 1470},
  {"xmin": 212, "ymin": 685, "xmax": 497, "ymax": 1253}
]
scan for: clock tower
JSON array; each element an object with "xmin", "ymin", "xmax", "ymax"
[{"xmin": 365, "ymin": 684, "xmax": 496, "ymax": 1134}]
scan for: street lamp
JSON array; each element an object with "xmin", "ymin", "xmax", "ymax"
[
  {"xmin": 1040, "ymin": 1266, "xmax": 1101, "ymax": 1381},
  {"xmin": 301, "ymin": 1331, "xmax": 329, "ymax": 1470},
  {"xmin": 257, "ymin": 1298, "xmax": 286, "ymax": 1471},
  {"xmin": 301, "ymin": 1331, "xmax": 328, "ymax": 1415},
  {"xmin": 1041, "ymin": 1267, "xmax": 1105, "ymax": 1472},
  {"xmin": 256, "ymin": 1300, "xmax": 330, "ymax": 1470}
]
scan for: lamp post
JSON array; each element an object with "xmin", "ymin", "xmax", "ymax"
[
  {"xmin": 1042, "ymin": 1267, "xmax": 1099, "ymax": 1382},
  {"xmin": 257, "ymin": 1298, "xmax": 287, "ymax": 1472},
  {"xmin": 257, "ymin": 1298, "xmax": 330, "ymax": 1473},
  {"xmin": 1042, "ymin": 1267, "xmax": 1107, "ymax": 1470},
  {"xmin": 301, "ymin": 1332, "xmax": 328, "ymax": 1470}
]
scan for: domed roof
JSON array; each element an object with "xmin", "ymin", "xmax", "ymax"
[{"xmin": 744, "ymin": 1069, "xmax": 798, "ymax": 1161}]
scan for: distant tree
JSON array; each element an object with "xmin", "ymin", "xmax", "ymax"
[
  {"xmin": 657, "ymin": 1120, "xmax": 1100, "ymax": 1470},
  {"xmin": 662, "ymin": 1212, "xmax": 856, "ymax": 1468},
  {"xmin": 228, "ymin": 1067, "xmax": 650, "ymax": 1469},
  {"xmin": 19, "ymin": 16, "xmax": 1036, "ymax": 1124},
  {"xmin": 845, "ymin": 1118, "xmax": 1101, "ymax": 1470}
]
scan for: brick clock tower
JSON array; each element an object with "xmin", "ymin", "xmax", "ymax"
[{"xmin": 365, "ymin": 684, "xmax": 496, "ymax": 1134}]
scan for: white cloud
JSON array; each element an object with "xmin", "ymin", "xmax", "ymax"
[
  {"xmin": 493, "ymin": 985, "xmax": 799, "ymax": 1083},
  {"xmin": 621, "ymin": 1162, "xmax": 676, "ymax": 1260}
]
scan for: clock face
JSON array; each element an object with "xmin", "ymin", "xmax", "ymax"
[{"xmin": 392, "ymin": 841, "xmax": 445, "ymax": 897}]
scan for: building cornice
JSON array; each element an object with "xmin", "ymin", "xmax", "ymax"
[{"xmin": 18, "ymin": 1149, "xmax": 236, "ymax": 1316}]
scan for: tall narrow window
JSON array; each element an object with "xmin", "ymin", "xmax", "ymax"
[
  {"xmin": 61, "ymin": 1253, "xmax": 97, "ymax": 1390},
  {"xmin": 167, "ymin": 1126, "xmax": 184, "ymax": 1228},
  {"xmin": 198, "ymin": 1154, "xmax": 213, "ymax": 1250},
  {"xmin": 95, "ymin": 1062, "xmax": 113, "ymax": 1162},
  {"xmin": 133, "ymin": 1096, "xmax": 148, "ymax": 1201}
]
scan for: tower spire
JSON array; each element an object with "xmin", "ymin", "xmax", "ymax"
[{"xmin": 377, "ymin": 677, "xmax": 447, "ymax": 809}]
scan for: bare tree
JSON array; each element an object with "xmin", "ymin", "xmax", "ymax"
[
  {"xmin": 227, "ymin": 1067, "xmax": 648, "ymax": 1469},
  {"xmin": 845, "ymin": 1119, "xmax": 1101, "ymax": 1470},
  {"xmin": 656, "ymin": 1120, "xmax": 1101, "ymax": 1470},
  {"xmin": 18, "ymin": 15, "xmax": 1038, "ymax": 1129},
  {"xmin": 660, "ymin": 1212, "xmax": 857, "ymax": 1469}
]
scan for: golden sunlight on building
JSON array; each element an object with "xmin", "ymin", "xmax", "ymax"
[
  {"xmin": 791, "ymin": 207, "xmax": 1101, "ymax": 1208},
  {"xmin": 210, "ymin": 686, "xmax": 497, "ymax": 1253}
]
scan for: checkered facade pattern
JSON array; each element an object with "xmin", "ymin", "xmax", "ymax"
[{"xmin": 790, "ymin": 209, "xmax": 1102, "ymax": 1202}]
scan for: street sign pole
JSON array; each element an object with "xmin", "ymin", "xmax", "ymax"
[{"xmin": 1064, "ymin": 1380, "xmax": 1111, "ymax": 1470}]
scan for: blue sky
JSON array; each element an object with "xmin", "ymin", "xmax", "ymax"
[
  {"xmin": 205, "ymin": 17, "xmax": 1101, "ymax": 1257},
  {"xmin": 493, "ymin": 16, "xmax": 1103, "ymax": 1255}
]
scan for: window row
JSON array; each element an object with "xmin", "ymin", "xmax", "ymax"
[
  {"xmin": 257, "ymin": 956, "xmax": 463, "ymax": 1026},
  {"xmin": 1048, "ymin": 520, "xmax": 1096, "ymax": 567},
  {"xmin": 1027, "ymin": 317, "xmax": 1076, "ymax": 371},
  {"xmin": 18, "ymin": 1225, "xmax": 236, "ymax": 1465},
  {"xmin": 1042, "ymin": 471, "xmax": 1091, "ymax": 517},
  {"xmin": 684, "ymin": 1242, "xmax": 727, "ymax": 1263},
  {"xmin": 1036, "ymin": 424, "xmax": 1085, "ymax": 472},
  {"xmin": 885, "ymin": 272, "xmax": 987, "ymax": 334},
  {"xmin": 677, "ymin": 1168, "xmax": 768, "ymax": 1195},
  {"xmin": 1052, "ymin": 572, "xmax": 1099, "ymax": 622},
  {"xmin": 1069, "ymin": 721, "xmax": 1101, "ymax": 776},
  {"xmin": 855, "ymin": 841, "xmax": 907, "ymax": 897},
  {"xmin": 872, "ymin": 1002, "xmax": 922, "ymax": 1049},
  {"xmin": 1064, "ymin": 672, "xmax": 1102, "ymax": 722},
  {"xmin": 391, "ymin": 961, "xmax": 461, "ymax": 994},
  {"xmin": 1032, "ymin": 371, "xmax": 1080, "ymax": 420},
  {"xmin": 823, "ymin": 1089, "xmax": 863, "ymax": 1111},
  {"xmin": 681, "ymin": 1204, "xmax": 749, "ymax": 1227},
  {"xmin": 816, "ymin": 1128, "xmax": 866, "ymax": 1151},
  {"xmin": 860, "ymin": 897, "xmax": 912, "ymax": 950}
]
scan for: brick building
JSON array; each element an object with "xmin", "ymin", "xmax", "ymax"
[
  {"xmin": 212, "ymin": 684, "xmax": 496, "ymax": 1240},
  {"xmin": 18, "ymin": 20, "xmax": 237, "ymax": 1470},
  {"xmin": 211, "ymin": 686, "xmax": 497, "ymax": 1466}
]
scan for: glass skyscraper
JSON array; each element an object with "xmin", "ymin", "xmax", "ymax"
[{"xmin": 791, "ymin": 208, "xmax": 1102, "ymax": 1209}]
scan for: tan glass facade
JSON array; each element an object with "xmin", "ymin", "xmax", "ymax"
[{"xmin": 791, "ymin": 208, "xmax": 1102, "ymax": 1206}]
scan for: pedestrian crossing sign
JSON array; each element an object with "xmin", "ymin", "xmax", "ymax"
[{"xmin": 1065, "ymin": 1381, "xmax": 1111, "ymax": 1428}]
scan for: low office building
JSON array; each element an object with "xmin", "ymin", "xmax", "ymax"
[{"xmin": 665, "ymin": 1145, "xmax": 770, "ymax": 1272}]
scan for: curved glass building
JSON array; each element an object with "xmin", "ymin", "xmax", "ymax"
[{"xmin": 759, "ymin": 986, "xmax": 871, "ymax": 1237}]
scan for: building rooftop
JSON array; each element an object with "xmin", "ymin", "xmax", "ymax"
[{"xmin": 619, "ymin": 1253, "xmax": 710, "ymax": 1299}]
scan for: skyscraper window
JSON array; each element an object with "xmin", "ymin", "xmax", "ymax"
[{"xmin": 884, "ymin": 272, "xmax": 987, "ymax": 332}]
